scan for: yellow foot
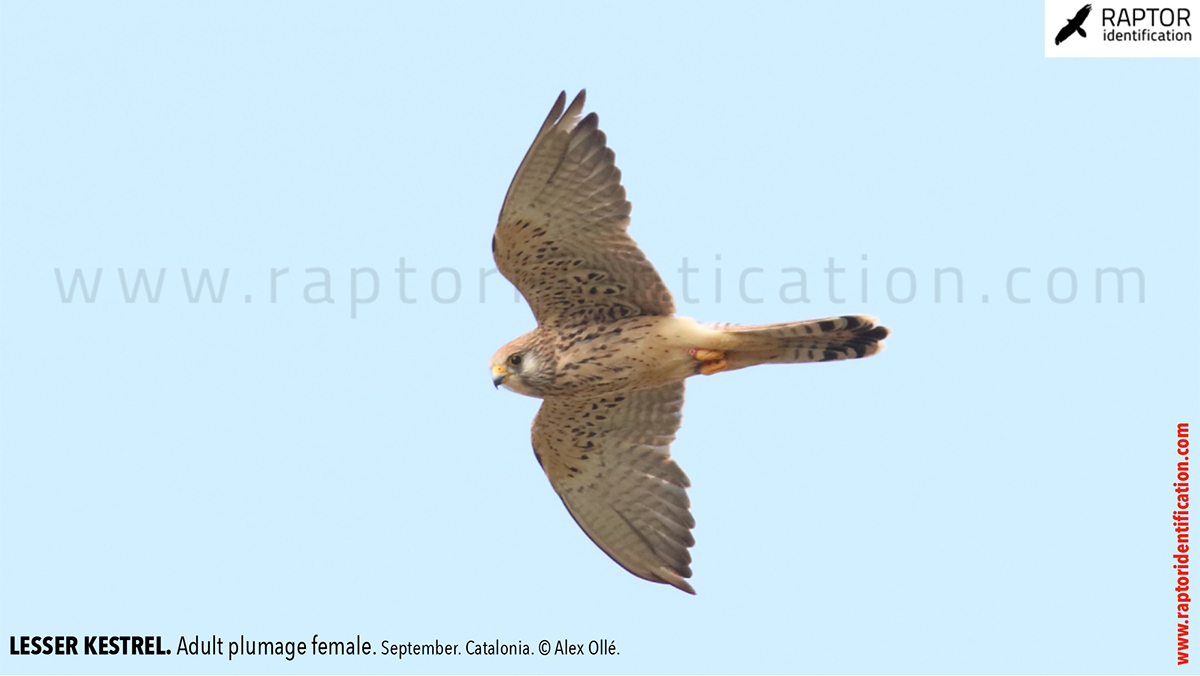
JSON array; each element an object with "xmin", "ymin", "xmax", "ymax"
[{"xmin": 689, "ymin": 348, "xmax": 728, "ymax": 376}]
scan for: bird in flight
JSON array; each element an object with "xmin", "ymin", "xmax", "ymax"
[
  {"xmin": 1056, "ymin": 4, "xmax": 1092, "ymax": 45},
  {"xmin": 489, "ymin": 91, "xmax": 889, "ymax": 594}
]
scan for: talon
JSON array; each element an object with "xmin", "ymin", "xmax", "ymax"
[{"xmin": 689, "ymin": 348, "xmax": 728, "ymax": 376}]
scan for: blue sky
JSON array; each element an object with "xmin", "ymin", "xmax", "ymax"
[{"xmin": 1, "ymin": 2, "xmax": 1196, "ymax": 674}]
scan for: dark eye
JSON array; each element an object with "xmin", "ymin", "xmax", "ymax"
[{"xmin": 508, "ymin": 354, "xmax": 523, "ymax": 367}]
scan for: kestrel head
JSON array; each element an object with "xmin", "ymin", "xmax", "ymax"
[{"xmin": 490, "ymin": 333, "xmax": 552, "ymax": 397}]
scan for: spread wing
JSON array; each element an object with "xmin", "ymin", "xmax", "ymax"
[
  {"xmin": 1073, "ymin": 3, "xmax": 1092, "ymax": 23},
  {"xmin": 493, "ymin": 90, "xmax": 675, "ymax": 328},
  {"xmin": 532, "ymin": 382, "xmax": 695, "ymax": 593}
]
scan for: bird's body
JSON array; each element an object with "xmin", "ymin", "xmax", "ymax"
[
  {"xmin": 498, "ymin": 314, "xmax": 886, "ymax": 398},
  {"xmin": 489, "ymin": 91, "xmax": 889, "ymax": 594},
  {"xmin": 497, "ymin": 316, "xmax": 702, "ymax": 397}
]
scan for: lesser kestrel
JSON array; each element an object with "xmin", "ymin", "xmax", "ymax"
[{"xmin": 489, "ymin": 90, "xmax": 889, "ymax": 594}]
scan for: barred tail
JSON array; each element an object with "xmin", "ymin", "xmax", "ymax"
[{"xmin": 705, "ymin": 315, "xmax": 889, "ymax": 372}]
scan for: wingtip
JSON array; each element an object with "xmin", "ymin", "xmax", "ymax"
[
  {"xmin": 667, "ymin": 577, "xmax": 696, "ymax": 595},
  {"xmin": 541, "ymin": 90, "xmax": 590, "ymax": 133},
  {"xmin": 563, "ymin": 89, "xmax": 587, "ymax": 126},
  {"xmin": 655, "ymin": 566, "xmax": 696, "ymax": 595},
  {"xmin": 541, "ymin": 91, "xmax": 568, "ymax": 131}
]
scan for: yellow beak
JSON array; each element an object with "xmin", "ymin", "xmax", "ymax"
[{"xmin": 491, "ymin": 364, "xmax": 507, "ymax": 388}]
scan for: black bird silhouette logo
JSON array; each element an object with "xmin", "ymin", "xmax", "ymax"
[{"xmin": 1056, "ymin": 4, "xmax": 1092, "ymax": 45}]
